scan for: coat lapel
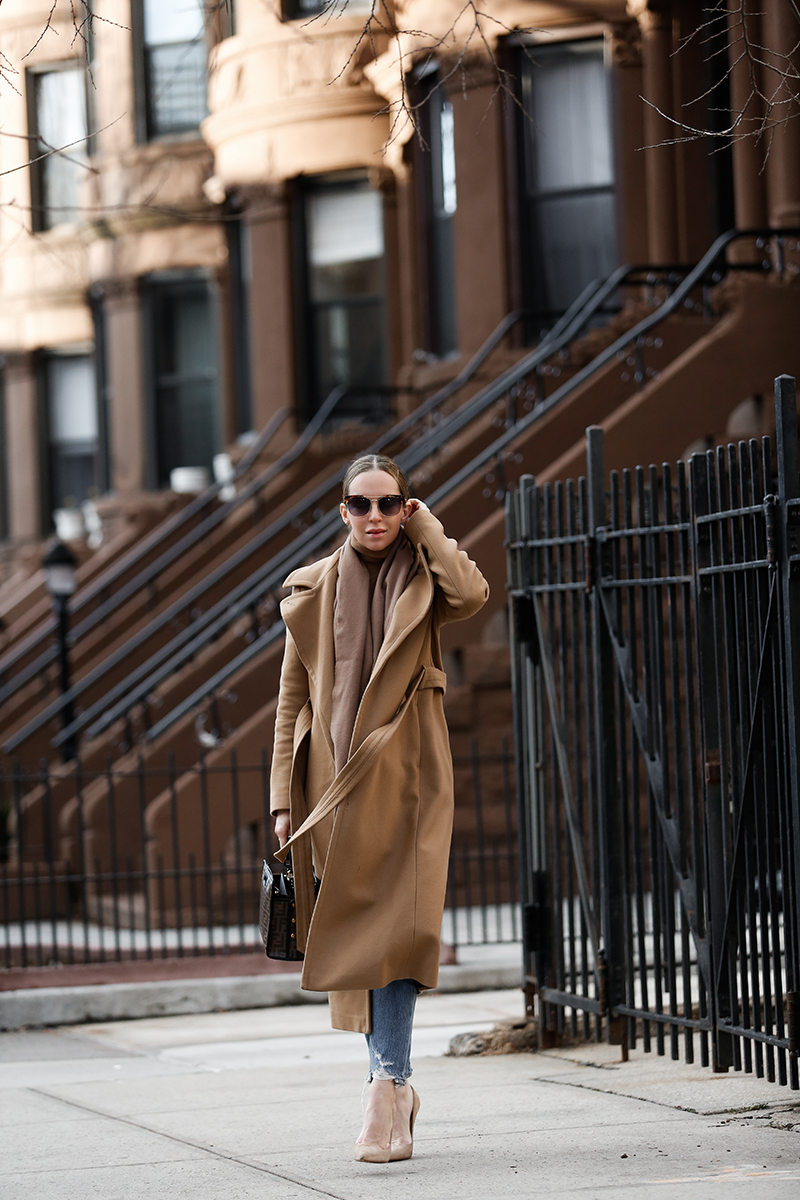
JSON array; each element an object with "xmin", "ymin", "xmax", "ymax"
[
  {"xmin": 280, "ymin": 537, "xmax": 435, "ymax": 769},
  {"xmin": 280, "ymin": 552, "xmax": 339, "ymax": 762}
]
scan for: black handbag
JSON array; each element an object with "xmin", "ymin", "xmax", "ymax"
[
  {"xmin": 260, "ymin": 854, "xmax": 304, "ymax": 961},
  {"xmin": 259, "ymin": 853, "xmax": 320, "ymax": 961}
]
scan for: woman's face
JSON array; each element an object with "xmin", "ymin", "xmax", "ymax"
[{"xmin": 341, "ymin": 469, "xmax": 410, "ymax": 554}]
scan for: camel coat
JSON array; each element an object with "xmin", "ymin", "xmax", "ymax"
[{"xmin": 269, "ymin": 508, "xmax": 489, "ymax": 1032}]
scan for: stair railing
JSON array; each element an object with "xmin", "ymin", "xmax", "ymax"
[
  {"xmin": 119, "ymin": 228, "xmax": 800, "ymax": 747},
  {"xmin": 10, "ymin": 226, "xmax": 795, "ymax": 756},
  {"xmin": 28, "ymin": 267, "xmax": 702, "ymax": 752}
]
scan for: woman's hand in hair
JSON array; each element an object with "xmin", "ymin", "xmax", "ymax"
[
  {"xmin": 274, "ymin": 810, "xmax": 290, "ymax": 848},
  {"xmin": 402, "ymin": 498, "xmax": 428, "ymax": 524}
]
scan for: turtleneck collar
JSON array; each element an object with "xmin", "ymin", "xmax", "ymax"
[{"xmin": 350, "ymin": 530, "xmax": 406, "ymax": 562}]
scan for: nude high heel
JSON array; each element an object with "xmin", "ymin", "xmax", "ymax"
[
  {"xmin": 389, "ymin": 1086, "xmax": 420, "ymax": 1162},
  {"xmin": 354, "ymin": 1081, "xmax": 395, "ymax": 1163}
]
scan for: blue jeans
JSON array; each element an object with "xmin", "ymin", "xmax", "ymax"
[{"xmin": 365, "ymin": 978, "xmax": 418, "ymax": 1085}]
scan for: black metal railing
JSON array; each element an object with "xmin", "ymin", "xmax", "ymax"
[
  {"xmin": 0, "ymin": 383, "xmax": 400, "ymax": 711},
  {"xmin": 133, "ymin": 230, "xmax": 800, "ymax": 752},
  {"xmin": 0, "ymin": 740, "xmax": 517, "ymax": 971},
  {"xmin": 5, "ymin": 229, "xmax": 798, "ymax": 765},
  {"xmin": 507, "ymin": 375, "xmax": 800, "ymax": 1090}
]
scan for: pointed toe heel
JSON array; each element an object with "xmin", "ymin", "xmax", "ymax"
[{"xmin": 354, "ymin": 1142, "xmax": 392, "ymax": 1163}]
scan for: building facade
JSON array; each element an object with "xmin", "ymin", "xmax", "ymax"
[{"xmin": 0, "ymin": 0, "xmax": 799, "ymax": 559}]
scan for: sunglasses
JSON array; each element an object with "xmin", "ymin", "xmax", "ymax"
[{"xmin": 344, "ymin": 494, "xmax": 405, "ymax": 518}]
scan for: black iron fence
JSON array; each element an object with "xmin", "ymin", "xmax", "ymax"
[
  {"xmin": 0, "ymin": 741, "xmax": 518, "ymax": 973},
  {"xmin": 507, "ymin": 375, "xmax": 800, "ymax": 1090}
]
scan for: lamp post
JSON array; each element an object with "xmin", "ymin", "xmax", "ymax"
[{"xmin": 42, "ymin": 540, "xmax": 78, "ymax": 762}]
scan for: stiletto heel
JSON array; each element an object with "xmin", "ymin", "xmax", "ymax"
[
  {"xmin": 354, "ymin": 1081, "xmax": 395, "ymax": 1163},
  {"xmin": 389, "ymin": 1086, "xmax": 420, "ymax": 1162}
]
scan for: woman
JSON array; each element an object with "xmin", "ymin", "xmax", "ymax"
[{"xmin": 270, "ymin": 453, "xmax": 488, "ymax": 1162}]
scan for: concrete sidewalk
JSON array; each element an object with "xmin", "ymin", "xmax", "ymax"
[
  {"xmin": 0, "ymin": 942, "xmax": 521, "ymax": 1030},
  {"xmin": 1, "ymin": 988, "xmax": 798, "ymax": 1199}
]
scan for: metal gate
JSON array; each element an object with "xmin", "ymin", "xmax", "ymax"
[{"xmin": 507, "ymin": 375, "xmax": 800, "ymax": 1088}]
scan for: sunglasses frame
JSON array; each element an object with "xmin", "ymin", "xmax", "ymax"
[{"xmin": 343, "ymin": 494, "xmax": 406, "ymax": 518}]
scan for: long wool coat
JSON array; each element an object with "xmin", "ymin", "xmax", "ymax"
[{"xmin": 270, "ymin": 507, "xmax": 489, "ymax": 1032}]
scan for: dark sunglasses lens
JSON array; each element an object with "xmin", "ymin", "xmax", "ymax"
[{"xmin": 346, "ymin": 495, "xmax": 404, "ymax": 518}]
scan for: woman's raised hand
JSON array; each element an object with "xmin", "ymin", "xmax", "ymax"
[
  {"xmin": 274, "ymin": 810, "xmax": 290, "ymax": 848},
  {"xmin": 402, "ymin": 498, "xmax": 428, "ymax": 524}
]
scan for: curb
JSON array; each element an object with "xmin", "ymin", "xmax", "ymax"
[{"xmin": 0, "ymin": 962, "xmax": 521, "ymax": 1030}]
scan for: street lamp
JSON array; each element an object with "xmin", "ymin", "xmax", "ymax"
[{"xmin": 42, "ymin": 540, "xmax": 78, "ymax": 762}]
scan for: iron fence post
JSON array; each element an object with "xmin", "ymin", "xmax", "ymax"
[
  {"xmin": 586, "ymin": 426, "xmax": 626, "ymax": 1044},
  {"xmin": 773, "ymin": 374, "xmax": 800, "ymax": 1078},
  {"xmin": 690, "ymin": 449, "xmax": 734, "ymax": 1072},
  {"xmin": 507, "ymin": 478, "xmax": 540, "ymax": 1020}
]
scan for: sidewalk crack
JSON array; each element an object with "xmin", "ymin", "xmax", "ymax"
[{"xmin": 30, "ymin": 1086, "xmax": 351, "ymax": 1199}]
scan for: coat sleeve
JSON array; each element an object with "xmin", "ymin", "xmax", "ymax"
[
  {"xmin": 405, "ymin": 507, "xmax": 489, "ymax": 623},
  {"xmin": 269, "ymin": 627, "xmax": 310, "ymax": 815}
]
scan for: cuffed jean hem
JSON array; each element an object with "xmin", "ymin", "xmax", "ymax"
[
  {"xmin": 365, "ymin": 978, "xmax": 418, "ymax": 1086},
  {"xmin": 366, "ymin": 1069, "xmax": 413, "ymax": 1086}
]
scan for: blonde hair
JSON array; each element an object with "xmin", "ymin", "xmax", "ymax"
[{"xmin": 342, "ymin": 454, "xmax": 409, "ymax": 500}]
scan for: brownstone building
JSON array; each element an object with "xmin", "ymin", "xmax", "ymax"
[{"xmin": 1, "ymin": 0, "xmax": 800, "ymax": 904}]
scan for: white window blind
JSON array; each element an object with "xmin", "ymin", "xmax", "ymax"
[
  {"xmin": 48, "ymin": 357, "xmax": 97, "ymax": 446},
  {"xmin": 143, "ymin": 0, "xmax": 204, "ymax": 45},
  {"xmin": 307, "ymin": 187, "xmax": 384, "ymax": 266}
]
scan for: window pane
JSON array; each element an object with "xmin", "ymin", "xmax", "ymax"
[
  {"xmin": 46, "ymin": 355, "xmax": 98, "ymax": 509},
  {"xmin": 150, "ymin": 280, "xmax": 221, "ymax": 485},
  {"xmin": 529, "ymin": 47, "xmax": 613, "ymax": 193},
  {"xmin": 417, "ymin": 73, "xmax": 457, "ymax": 357},
  {"xmin": 48, "ymin": 357, "xmax": 98, "ymax": 444},
  {"xmin": 302, "ymin": 180, "xmax": 388, "ymax": 414},
  {"xmin": 36, "ymin": 66, "xmax": 88, "ymax": 227},
  {"xmin": 536, "ymin": 192, "xmax": 617, "ymax": 313},
  {"xmin": 307, "ymin": 186, "xmax": 383, "ymax": 266},
  {"xmin": 146, "ymin": 39, "xmax": 208, "ymax": 136},
  {"xmin": 439, "ymin": 101, "xmax": 457, "ymax": 215},
  {"xmin": 519, "ymin": 40, "xmax": 617, "ymax": 317},
  {"xmin": 143, "ymin": 0, "xmax": 204, "ymax": 45},
  {"xmin": 313, "ymin": 300, "xmax": 385, "ymax": 396},
  {"xmin": 293, "ymin": 0, "xmax": 374, "ymax": 14}
]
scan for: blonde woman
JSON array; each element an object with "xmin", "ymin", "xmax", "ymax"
[{"xmin": 271, "ymin": 453, "xmax": 488, "ymax": 1162}]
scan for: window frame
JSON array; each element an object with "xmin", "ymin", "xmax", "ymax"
[
  {"xmin": 26, "ymin": 58, "xmax": 91, "ymax": 233},
  {"xmin": 413, "ymin": 64, "xmax": 458, "ymax": 359},
  {"xmin": 225, "ymin": 201, "xmax": 254, "ymax": 439},
  {"xmin": 40, "ymin": 344, "xmax": 103, "ymax": 524},
  {"xmin": 293, "ymin": 171, "xmax": 390, "ymax": 424},
  {"xmin": 131, "ymin": 0, "xmax": 210, "ymax": 145},
  {"xmin": 141, "ymin": 269, "xmax": 223, "ymax": 490},
  {"xmin": 515, "ymin": 37, "xmax": 618, "ymax": 330}
]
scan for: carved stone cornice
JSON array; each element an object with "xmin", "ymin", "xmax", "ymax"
[{"xmin": 627, "ymin": 0, "xmax": 671, "ymax": 34}]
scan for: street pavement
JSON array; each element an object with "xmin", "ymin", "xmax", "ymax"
[{"xmin": 0, "ymin": 988, "xmax": 798, "ymax": 1199}]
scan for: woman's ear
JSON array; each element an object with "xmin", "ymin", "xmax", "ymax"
[{"xmin": 340, "ymin": 503, "xmax": 350, "ymax": 526}]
